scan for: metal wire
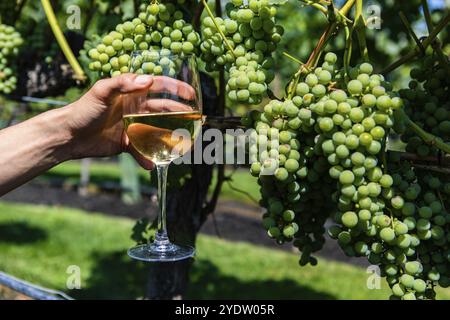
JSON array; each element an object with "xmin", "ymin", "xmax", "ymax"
[
  {"xmin": 21, "ymin": 96, "xmax": 68, "ymax": 106},
  {"xmin": 0, "ymin": 271, "xmax": 74, "ymax": 300}
]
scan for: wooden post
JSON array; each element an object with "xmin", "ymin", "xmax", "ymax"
[
  {"xmin": 120, "ymin": 153, "xmax": 142, "ymax": 205},
  {"xmin": 78, "ymin": 158, "xmax": 91, "ymax": 197}
]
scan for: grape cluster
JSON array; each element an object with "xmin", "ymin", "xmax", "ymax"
[
  {"xmin": 87, "ymin": 1, "xmax": 201, "ymax": 77},
  {"xmin": 292, "ymin": 57, "xmax": 407, "ymax": 288},
  {"xmin": 200, "ymin": 0, "xmax": 283, "ymax": 104},
  {"xmin": 245, "ymin": 100, "xmax": 336, "ymax": 265},
  {"xmin": 247, "ymin": 52, "xmax": 447, "ymax": 299},
  {"xmin": 399, "ymin": 54, "xmax": 450, "ymax": 157},
  {"xmin": 381, "ymin": 156, "xmax": 450, "ymax": 299},
  {"xmin": 0, "ymin": 23, "xmax": 23, "ymax": 94}
]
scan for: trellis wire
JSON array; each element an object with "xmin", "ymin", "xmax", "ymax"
[
  {"xmin": 0, "ymin": 271, "xmax": 74, "ymax": 300},
  {"xmin": 20, "ymin": 96, "xmax": 67, "ymax": 106}
]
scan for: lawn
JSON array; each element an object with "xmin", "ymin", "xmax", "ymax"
[
  {"xmin": 0, "ymin": 201, "xmax": 449, "ymax": 300},
  {"xmin": 44, "ymin": 160, "xmax": 261, "ymax": 204}
]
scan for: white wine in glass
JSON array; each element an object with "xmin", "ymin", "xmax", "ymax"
[
  {"xmin": 123, "ymin": 111, "xmax": 202, "ymax": 165},
  {"xmin": 123, "ymin": 51, "xmax": 202, "ymax": 262}
]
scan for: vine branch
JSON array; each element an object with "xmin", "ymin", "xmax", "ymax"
[
  {"xmin": 286, "ymin": 0, "xmax": 357, "ymax": 99},
  {"xmin": 421, "ymin": 0, "xmax": 434, "ymax": 32},
  {"xmin": 301, "ymin": 1, "xmax": 328, "ymax": 15},
  {"xmin": 402, "ymin": 111, "xmax": 450, "ymax": 154},
  {"xmin": 41, "ymin": 0, "xmax": 86, "ymax": 81},
  {"xmin": 399, "ymin": 11, "xmax": 425, "ymax": 53},
  {"xmin": 382, "ymin": 12, "xmax": 450, "ymax": 74}
]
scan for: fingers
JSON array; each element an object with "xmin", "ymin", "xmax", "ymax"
[
  {"xmin": 92, "ymin": 74, "xmax": 154, "ymax": 102},
  {"xmin": 136, "ymin": 98, "xmax": 194, "ymax": 113},
  {"xmin": 129, "ymin": 145, "xmax": 155, "ymax": 171},
  {"xmin": 91, "ymin": 74, "xmax": 196, "ymax": 106},
  {"xmin": 149, "ymin": 76, "xmax": 196, "ymax": 101},
  {"xmin": 122, "ymin": 134, "xmax": 155, "ymax": 170}
]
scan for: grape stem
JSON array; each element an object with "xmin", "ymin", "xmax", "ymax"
[
  {"xmin": 400, "ymin": 152, "xmax": 450, "ymax": 166},
  {"xmin": 340, "ymin": 0, "xmax": 357, "ymax": 16},
  {"xmin": 204, "ymin": 116, "xmax": 245, "ymax": 130},
  {"xmin": 354, "ymin": 0, "xmax": 369, "ymax": 61},
  {"xmin": 282, "ymin": 52, "xmax": 306, "ymax": 65},
  {"xmin": 200, "ymin": 0, "xmax": 236, "ymax": 59},
  {"xmin": 381, "ymin": 136, "xmax": 388, "ymax": 174},
  {"xmin": 41, "ymin": 0, "xmax": 86, "ymax": 82},
  {"xmin": 421, "ymin": 0, "xmax": 450, "ymax": 70},
  {"xmin": 301, "ymin": 1, "xmax": 328, "ymax": 16},
  {"xmin": 402, "ymin": 110, "xmax": 450, "ymax": 154},
  {"xmin": 421, "ymin": 0, "xmax": 434, "ymax": 32},
  {"xmin": 382, "ymin": 11, "xmax": 450, "ymax": 74},
  {"xmin": 412, "ymin": 164, "xmax": 450, "ymax": 175},
  {"xmin": 399, "ymin": 11, "xmax": 425, "ymax": 54},
  {"xmin": 286, "ymin": 0, "xmax": 357, "ymax": 99},
  {"xmin": 343, "ymin": 24, "xmax": 353, "ymax": 79}
]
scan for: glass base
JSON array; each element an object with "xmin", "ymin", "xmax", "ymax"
[{"xmin": 128, "ymin": 242, "xmax": 195, "ymax": 262}]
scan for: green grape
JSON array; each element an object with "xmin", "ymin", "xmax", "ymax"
[
  {"xmin": 348, "ymin": 80, "xmax": 363, "ymax": 95},
  {"xmin": 392, "ymin": 283, "xmax": 406, "ymax": 297},
  {"xmin": 0, "ymin": 23, "xmax": 23, "ymax": 93},
  {"xmin": 380, "ymin": 228, "xmax": 396, "ymax": 242},
  {"xmin": 413, "ymin": 279, "xmax": 426, "ymax": 293},
  {"xmin": 339, "ymin": 171, "xmax": 355, "ymax": 184},
  {"xmin": 402, "ymin": 292, "xmax": 416, "ymax": 300},
  {"xmin": 325, "ymin": 52, "xmax": 337, "ymax": 64},
  {"xmin": 342, "ymin": 211, "xmax": 358, "ymax": 228}
]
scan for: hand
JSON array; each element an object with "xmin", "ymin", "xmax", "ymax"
[{"xmin": 65, "ymin": 74, "xmax": 195, "ymax": 170}]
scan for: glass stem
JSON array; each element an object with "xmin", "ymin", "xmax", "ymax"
[{"xmin": 154, "ymin": 164, "xmax": 170, "ymax": 247}]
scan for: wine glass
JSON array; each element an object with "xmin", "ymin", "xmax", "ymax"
[{"xmin": 123, "ymin": 51, "xmax": 202, "ymax": 262}]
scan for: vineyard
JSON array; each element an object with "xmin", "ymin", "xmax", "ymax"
[{"xmin": 0, "ymin": 0, "xmax": 450, "ymax": 300}]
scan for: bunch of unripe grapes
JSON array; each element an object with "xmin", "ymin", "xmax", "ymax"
[
  {"xmin": 246, "ymin": 102, "xmax": 336, "ymax": 265},
  {"xmin": 399, "ymin": 54, "xmax": 450, "ymax": 157},
  {"xmin": 377, "ymin": 157, "xmax": 450, "ymax": 300},
  {"xmin": 87, "ymin": 1, "xmax": 201, "ymax": 77},
  {"xmin": 246, "ymin": 52, "xmax": 448, "ymax": 299},
  {"xmin": 245, "ymin": 54, "xmax": 345, "ymax": 264},
  {"xmin": 293, "ymin": 57, "xmax": 405, "ymax": 284},
  {"xmin": 0, "ymin": 23, "xmax": 23, "ymax": 94},
  {"xmin": 200, "ymin": 0, "xmax": 283, "ymax": 104}
]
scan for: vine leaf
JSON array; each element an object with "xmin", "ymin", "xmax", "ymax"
[{"xmin": 131, "ymin": 218, "xmax": 151, "ymax": 244}]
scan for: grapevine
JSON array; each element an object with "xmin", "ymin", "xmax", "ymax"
[{"xmin": 242, "ymin": 0, "xmax": 450, "ymax": 300}]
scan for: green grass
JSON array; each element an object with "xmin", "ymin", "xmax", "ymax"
[
  {"xmin": 0, "ymin": 201, "xmax": 449, "ymax": 300},
  {"xmin": 44, "ymin": 160, "xmax": 260, "ymax": 204},
  {"xmin": 43, "ymin": 160, "xmax": 149, "ymax": 186}
]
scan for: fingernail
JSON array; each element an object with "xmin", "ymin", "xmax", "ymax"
[{"xmin": 135, "ymin": 75, "xmax": 152, "ymax": 85}]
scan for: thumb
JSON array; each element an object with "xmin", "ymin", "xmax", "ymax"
[{"xmin": 91, "ymin": 73, "xmax": 154, "ymax": 102}]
